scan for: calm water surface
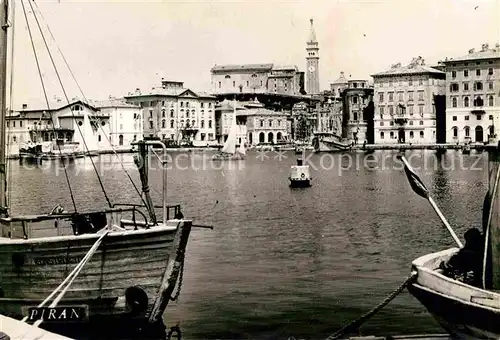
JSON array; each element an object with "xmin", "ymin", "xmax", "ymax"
[{"xmin": 7, "ymin": 150, "xmax": 489, "ymax": 339}]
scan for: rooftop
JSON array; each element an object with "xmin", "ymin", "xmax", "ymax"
[
  {"xmin": 443, "ymin": 43, "xmax": 500, "ymax": 63},
  {"xmin": 372, "ymin": 56, "xmax": 444, "ymax": 77},
  {"xmin": 211, "ymin": 63, "xmax": 274, "ymax": 72}
]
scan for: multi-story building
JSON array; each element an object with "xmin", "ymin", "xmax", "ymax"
[
  {"xmin": 215, "ymin": 100, "xmax": 247, "ymax": 145},
  {"xmin": 6, "ymin": 99, "xmax": 109, "ymax": 155},
  {"xmin": 92, "ymin": 98, "xmax": 143, "ymax": 148},
  {"xmin": 442, "ymin": 43, "xmax": 500, "ymax": 144},
  {"xmin": 330, "ymin": 72, "xmax": 348, "ymax": 97},
  {"xmin": 124, "ymin": 79, "xmax": 217, "ymax": 146},
  {"xmin": 244, "ymin": 100, "xmax": 288, "ymax": 145},
  {"xmin": 210, "ymin": 64, "xmax": 304, "ymax": 96},
  {"xmin": 305, "ymin": 18, "xmax": 320, "ymax": 95},
  {"xmin": 342, "ymin": 80, "xmax": 374, "ymax": 144},
  {"xmin": 372, "ymin": 56, "xmax": 446, "ymax": 144}
]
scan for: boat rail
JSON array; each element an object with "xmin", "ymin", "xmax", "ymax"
[{"xmin": 0, "ymin": 204, "xmax": 182, "ymax": 239}]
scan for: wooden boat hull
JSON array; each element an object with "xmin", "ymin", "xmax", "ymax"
[
  {"xmin": 312, "ymin": 133, "xmax": 351, "ymax": 152},
  {"xmin": 0, "ymin": 220, "xmax": 191, "ymax": 324},
  {"xmin": 409, "ymin": 248, "xmax": 500, "ymax": 339}
]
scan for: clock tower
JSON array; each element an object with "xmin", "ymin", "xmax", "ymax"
[{"xmin": 306, "ymin": 18, "xmax": 320, "ymax": 95}]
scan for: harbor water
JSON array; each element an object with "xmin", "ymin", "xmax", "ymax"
[{"xmin": 7, "ymin": 149, "xmax": 488, "ymax": 339}]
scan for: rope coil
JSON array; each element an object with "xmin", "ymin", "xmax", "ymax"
[{"xmin": 325, "ymin": 271, "xmax": 418, "ymax": 340}]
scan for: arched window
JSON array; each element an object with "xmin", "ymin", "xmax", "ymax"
[
  {"xmin": 452, "ymin": 97, "xmax": 457, "ymax": 108},
  {"xmin": 420, "ymin": 131, "xmax": 424, "ymax": 138},
  {"xmin": 162, "ymin": 120, "xmax": 166, "ymax": 128},
  {"xmin": 389, "ymin": 131, "xmax": 394, "ymax": 138},
  {"xmin": 465, "ymin": 126, "xmax": 470, "ymax": 137},
  {"xmin": 201, "ymin": 120, "xmax": 205, "ymax": 128},
  {"xmin": 452, "ymin": 126, "xmax": 458, "ymax": 137},
  {"xmin": 170, "ymin": 120, "xmax": 174, "ymax": 128},
  {"xmin": 170, "ymin": 109, "xmax": 174, "ymax": 118},
  {"xmin": 225, "ymin": 75, "xmax": 231, "ymax": 79},
  {"xmin": 474, "ymin": 96, "xmax": 484, "ymax": 107},
  {"xmin": 162, "ymin": 110, "xmax": 166, "ymax": 118},
  {"xmin": 380, "ymin": 131, "xmax": 384, "ymax": 139},
  {"xmin": 208, "ymin": 120, "xmax": 212, "ymax": 128},
  {"xmin": 192, "ymin": 120, "xmax": 195, "ymax": 127},
  {"xmin": 489, "ymin": 95, "xmax": 494, "ymax": 106}
]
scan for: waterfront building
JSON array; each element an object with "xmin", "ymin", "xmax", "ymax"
[
  {"xmin": 5, "ymin": 99, "xmax": 108, "ymax": 155},
  {"xmin": 441, "ymin": 43, "xmax": 500, "ymax": 144},
  {"xmin": 92, "ymin": 98, "xmax": 143, "ymax": 148},
  {"xmin": 214, "ymin": 100, "xmax": 247, "ymax": 145},
  {"xmin": 372, "ymin": 56, "xmax": 446, "ymax": 144},
  {"xmin": 305, "ymin": 18, "xmax": 320, "ymax": 95},
  {"xmin": 124, "ymin": 79, "xmax": 217, "ymax": 146},
  {"xmin": 243, "ymin": 100, "xmax": 288, "ymax": 145},
  {"xmin": 341, "ymin": 80, "xmax": 374, "ymax": 144}
]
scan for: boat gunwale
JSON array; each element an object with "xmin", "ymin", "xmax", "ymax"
[
  {"xmin": 0, "ymin": 220, "xmax": 186, "ymax": 245},
  {"xmin": 411, "ymin": 247, "xmax": 500, "ymax": 312}
]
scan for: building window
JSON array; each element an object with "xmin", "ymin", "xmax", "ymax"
[
  {"xmin": 489, "ymin": 82, "xmax": 494, "ymax": 90},
  {"xmin": 419, "ymin": 105, "xmax": 424, "ymax": 114},
  {"xmin": 453, "ymin": 127, "xmax": 458, "ymax": 137},
  {"xmin": 233, "ymin": 81, "xmax": 235, "ymax": 87},
  {"xmin": 269, "ymin": 120, "xmax": 272, "ymax": 127},
  {"xmin": 465, "ymin": 115, "xmax": 470, "ymax": 121},
  {"xmin": 474, "ymin": 96, "xmax": 484, "ymax": 107},
  {"xmin": 453, "ymin": 116, "xmax": 457, "ymax": 121},
  {"xmin": 380, "ymin": 131, "xmax": 384, "ymax": 139},
  {"xmin": 218, "ymin": 82, "xmax": 221, "ymax": 88},
  {"xmin": 379, "ymin": 93, "xmax": 384, "ymax": 102},
  {"xmin": 208, "ymin": 120, "xmax": 212, "ymax": 128},
  {"xmin": 390, "ymin": 131, "xmax": 394, "ymax": 138},
  {"xmin": 419, "ymin": 79, "xmax": 423, "ymax": 85},
  {"xmin": 170, "ymin": 120, "xmax": 174, "ymax": 128},
  {"xmin": 465, "ymin": 126, "xmax": 470, "ymax": 137},
  {"xmin": 162, "ymin": 120, "xmax": 165, "ymax": 128},
  {"xmin": 353, "ymin": 97, "xmax": 358, "ymax": 104},
  {"xmin": 452, "ymin": 70, "xmax": 456, "ymax": 78},
  {"xmin": 464, "ymin": 97, "xmax": 469, "ymax": 107},
  {"xmin": 201, "ymin": 120, "xmax": 205, "ymax": 128},
  {"xmin": 450, "ymin": 83, "xmax": 459, "ymax": 92},
  {"xmin": 389, "ymin": 106, "xmax": 394, "ymax": 115},
  {"xmin": 489, "ymin": 68, "xmax": 493, "ymax": 75},
  {"xmin": 410, "ymin": 131, "xmax": 414, "ymax": 138},
  {"xmin": 452, "ymin": 97, "xmax": 457, "ymax": 107},
  {"xmin": 379, "ymin": 107, "xmax": 384, "ymax": 115},
  {"xmin": 408, "ymin": 92, "xmax": 413, "ymax": 101},
  {"xmin": 419, "ymin": 120, "xmax": 423, "ymax": 125},
  {"xmin": 390, "ymin": 121, "xmax": 394, "ymax": 126},
  {"xmin": 409, "ymin": 79, "xmax": 413, "ymax": 86},
  {"xmin": 380, "ymin": 121, "xmax": 384, "ymax": 126},
  {"xmin": 464, "ymin": 70, "xmax": 469, "ymax": 77},
  {"xmin": 408, "ymin": 105, "xmax": 414, "ymax": 114},
  {"xmin": 490, "ymin": 115, "xmax": 494, "ymax": 120},
  {"xmin": 149, "ymin": 121, "xmax": 153, "ymax": 129},
  {"xmin": 409, "ymin": 121, "xmax": 414, "ymax": 126},
  {"xmin": 489, "ymin": 95, "xmax": 494, "ymax": 106},
  {"xmin": 420, "ymin": 131, "xmax": 424, "ymax": 138},
  {"xmin": 464, "ymin": 82, "xmax": 469, "ymax": 91},
  {"xmin": 388, "ymin": 93, "xmax": 393, "ymax": 102},
  {"xmin": 170, "ymin": 110, "xmax": 174, "ymax": 118},
  {"xmin": 418, "ymin": 91, "xmax": 424, "ymax": 101},
  {"xmin": 260, "ymin": 120, "xmax": 264, "ymax": 127},
  {"xmin": 474, "ymin": 82, "xmax": 483, "ymax": 91},
  {"xmin": 476, "ymin": 69, "xmax": 481, "ymax": 76},
  {"xmin": 398, "ymin": 92, "xmax": 403, "ymax": 101}
]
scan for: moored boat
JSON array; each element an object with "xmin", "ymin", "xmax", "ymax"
[
  {"xmin": 212, "ymin": 99, "xmax": 245, "ymax": 161},
  {"xmin": 289, "ymin": 158, "xmax": 311, "ymax": 187}
]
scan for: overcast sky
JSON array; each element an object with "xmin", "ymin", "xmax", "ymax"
[{"xmin": 8, "ymin": 0, "xmax": 500, "ymax": 108}]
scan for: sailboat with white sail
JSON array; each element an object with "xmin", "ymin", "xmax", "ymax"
[
  {"xmin": 212, "ymin": 99, "xmax": 245, "ymax": 161},
  {"xmin": 0, "ymin": 0, "xmax": 195, "ymax": 331}
]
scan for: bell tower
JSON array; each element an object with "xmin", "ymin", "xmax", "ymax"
[{"xmin": 306, "ymin": 18, "xmax": 320, "ymax": 95}]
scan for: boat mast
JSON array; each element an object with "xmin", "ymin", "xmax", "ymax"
[{"xmin": 0, "ymin": 0, "xmax": 9, "ymax": 217}]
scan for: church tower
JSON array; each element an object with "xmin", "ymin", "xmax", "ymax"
[{"xmin": 306, "ymin": 18, "xmax": 320, "ymax": 95}]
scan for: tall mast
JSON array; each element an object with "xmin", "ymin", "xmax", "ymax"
[{"xmin": 0, "ymin": 0, "xmax": 9, "ymax": 217}]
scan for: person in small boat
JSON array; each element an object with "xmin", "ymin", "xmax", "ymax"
[{"xmin": 439, "ymin": 227, "xmax": 484, "ymax": 286}]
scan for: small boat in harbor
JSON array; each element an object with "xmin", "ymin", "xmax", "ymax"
[
  {"xmin": 289, "ymin": 158, "xmax": 311, "ymax": 188},
  {"xmin": 212, "ymin": 99, "xmax": 245, "ymax": 161},
  {"xmin": 400, "ymin": 143, "xmax": 500, "ymax": 339}
]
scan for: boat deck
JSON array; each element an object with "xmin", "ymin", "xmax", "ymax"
[{"xmin": 0, "ymin": 314, "xmax": 74, "ymax": 339}]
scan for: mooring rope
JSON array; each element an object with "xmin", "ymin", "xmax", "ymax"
[{"xmin": 324, "ymin": 271, "xmax": 418, "ymax": 340}]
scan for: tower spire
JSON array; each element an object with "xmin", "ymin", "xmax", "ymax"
[{"xmin": 308, "ymin": 18, "xmax": 317, "ymax": 43}]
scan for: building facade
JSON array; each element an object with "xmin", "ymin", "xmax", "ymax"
[
  {"xmin": 215, "ymin": 100, "xmax": 248, "ymax": 145},
  {"xmin": 330, "ymin": 72, "xmax": 348, "ymax": 98},
  {"xmin": 372, "ymin": 56, "xmax": 446, "ymax": 144},
  {"xmin": 6, "ymin": 100, "xmax": 109, "ymax": 155},
  {"xmin": 342, "ymin": 80, "xmax": 374, "ymax": 144},
  {"xmin": 124, "ymin": 79, "xmax": 217, "ymax": 146},
  {"xmin": 442, "ymin": 43, "xmax": 500, "ymax": 144},
  {"xmin": 244, "ymin": 100, "xmax": 288, "ymax": 145},
  {"xmin": 210, "ymin": 64, "xmax": 304, "ymax": 96},
  {"xmin": 306, "ymin": 18, "xmax": 320, "ymax": 95},
  {"xmin": 92, "ymin": 98, "xmax": 143, "ymax": 148}
]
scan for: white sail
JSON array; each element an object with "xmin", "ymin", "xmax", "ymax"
[{"xmin": 220, "ymin": 100, "xmax": 238, "ymax": 154}]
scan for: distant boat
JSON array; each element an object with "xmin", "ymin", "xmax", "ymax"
[
  {"xmin": 212, "ymin": 99, "xmax": 245, "ymax": 161},
  {"xmin": 312, "ymin": 132, "xmax": 351, "ymax": 152},
  {"xmin": 289, "ymin": 158, "xmax": 311, "ymax": 188}
]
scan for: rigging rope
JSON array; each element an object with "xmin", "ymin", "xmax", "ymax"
[
  {"xmin": 19, "ymin": 0, "xmax": 78, "ymax": 213},
  {"xmin": 26, "ymin": 0, "xmax": 112, "ymax": 208},
  {"xmin": 5, "ymin": 0, "xmax": 15, "ymax": 215},
  {"xmin": 324, "ymin": 271, "xmax": 418, "ymax": 340},
  {"xmin": 30, "ymin": 0, "xmax": 152, "ymax": 210}
]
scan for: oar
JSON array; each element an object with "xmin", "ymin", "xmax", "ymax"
[{"xmin": 400, "ymin": 156, "xmax": 463, "ymax": 248}]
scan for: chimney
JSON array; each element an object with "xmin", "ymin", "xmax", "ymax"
[{"xmin": 22, "ymin": 104, "xmax": 27, "ymax": 109}]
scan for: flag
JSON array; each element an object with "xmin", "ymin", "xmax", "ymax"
[{"xmin": 402, "ymin": 157, "xmax": 429, "ymax": 199}]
